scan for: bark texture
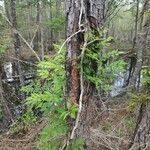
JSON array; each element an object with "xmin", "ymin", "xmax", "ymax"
[
  {"xmin": 135, "ymin": 105, "xmax": 150, "ymax": 149},
  {"xmin": 65, "ymin": 0, "xmax": 105, "ymax": 148},
  {"xmin": 65, "ymin": 0, "xmax": 82, "ymax": 104}
]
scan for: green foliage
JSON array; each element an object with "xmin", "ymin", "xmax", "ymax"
[
  {"xmin": 142, "ymin": 67, "xmax": 150, "ymax": 84},
  {"xmin": 22, "ymin": 45, "xmax": 79, "ymax": 149},
  {"xmin": 23, "ymin": 32, "xmax": 126, "ymax": 149},
  {"xmin": 10, "ymin": 111, "xmax": 36, "ymax": 135},
  {"xmin": 83, "ymin": 32, "xmax": 126, "ymax": 91},
  {"xmin": 58, "ymin": 105, "xmax": 78, "ymax": 120},
  {"xmin": 22, "ymin": 48, "xmax": 65, "ymax": 114},
  {"xmin": 66, "ymin": 138, "xmax": 85, "ymax": 150},
  {"xmin": 37, "ymin": 113, "xmax": 68, "ymax": 150},
  {"xmin": 46, "ymin": 17, "xmax": 65, "ymax": 32},
  {"xmin": 123, "ymin": 116, "xmax": 136, "ymax": 132},
  {"xmin": 129, "ymin": 91, "xmax": 150, "ymax": 111}
]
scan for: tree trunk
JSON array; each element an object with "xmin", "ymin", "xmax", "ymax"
[
  {"xmin": 129, "ymin": 1, "xmax": 149, "ymax": 90},
  {"xmin": 132, "ymin": 0, "xmax": 139, "ymax": 49},
  {"xmin": 129, "ymin": 2, "xmax": 150, "ymax": 149},
  {"xmin": 65, "ymin": 0, "xmax": 105, "ymax": 148},
  {"xmin": 0, "ymin": 60, "xmax": 14, "ymax": 128},
  {"xmin": 49, "ymin": 0, "xmax": 53, "ymax": 47},
  {"xmin": 27, "ymin": 2, "xmax": 32, "ymax": 40},
  {"xmin": 34, "ymin": 0, "xmax": 40, "ymax": 51},
  {"xmin": 10, "ymin": 0, "xmax": 25, "ymax": 99},
  {"xmin": 40, "ymin": 2, "xmax": 44, "ymax": 60}
]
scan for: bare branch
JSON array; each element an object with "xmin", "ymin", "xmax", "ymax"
[{"xmin": 1, "ymin": 14, "xmax": 41, "ymax": 62}]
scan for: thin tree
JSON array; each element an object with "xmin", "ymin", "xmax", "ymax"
[
  {"xmin": 129, "ymin": 2, "xmax": 150, "ymax": 149},
  {"xmin": 10, "ymin": 0, "xmax": 25, "ymax": 99}
]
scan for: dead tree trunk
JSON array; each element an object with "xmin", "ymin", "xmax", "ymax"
[{"xmin": 65, "ymin": 0, "xmax": 105, "ymax": 148}]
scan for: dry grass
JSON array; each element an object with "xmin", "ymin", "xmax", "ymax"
[
  {"xmin": 89, "ymin": 98, "xmax": 137, "ymax": 150},
  {"xmin": 0, "ymin": 118, "xmax": 48, "ymax": 150}
]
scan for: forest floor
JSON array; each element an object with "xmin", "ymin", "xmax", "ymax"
[
  {"xmin": 0, "ymin": 118, "xmax": 48, "ymax": 150},
  {"xmin": 0, "ymin": 96, "xmax": 136, "ymax": 150}
]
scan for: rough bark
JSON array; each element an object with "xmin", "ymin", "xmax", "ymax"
[
  {"xmin": 65, "ymin": 0, "xmax": 105, "ymax": 148},
  {"xmin": 135, "ymin": 105, "xmax": 150, "ymax": 149},
  {"xmin": 65, "ymin": 0, "xmax": 83, "ymax": 105}
]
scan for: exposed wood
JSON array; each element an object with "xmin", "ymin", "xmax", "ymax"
[{"xmin": 65, "ymin": 0, "xmax": 106, "ymax": 148}]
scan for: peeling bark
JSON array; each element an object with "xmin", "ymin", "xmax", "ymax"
[
  {"xmin": 65, "ymin": 0, "xmax": 105, "ymax": 148},
  {"xmin": 65, "ymin": 0, "xmax": 82, "ymax": 104}
]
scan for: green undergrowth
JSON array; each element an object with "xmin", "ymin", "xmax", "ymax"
[{"xmin": 20, "ymin": 31, "xmax": 126, "ymax": 149}]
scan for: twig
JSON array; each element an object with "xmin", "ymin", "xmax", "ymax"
[
  {"xmin": 8, "ymin": 57, "xmax": 37, "ymax": 66},
  {"xmin": 30, "ymin": 25, "xmax": 39, "ymax": 48},
  {"xmin": 58, "ymin": 29, "xmax": 85, "ymax": 54}
]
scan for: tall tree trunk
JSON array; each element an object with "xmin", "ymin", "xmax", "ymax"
[
  {"xmin": 27, "ymin": 2, "xmax": 32, "ymax": 40},
  {"xmin": 132, "ymin": 0, "xmax": 139, "ymax": 49},
  {"xmin": 129, "ymin": 1, "xmax": 149, "ymax": 90},
  {"xmin": 49, "ymin": 0, "xmax": 53, "ymax": 47},
  {"xmin": 125, "ymin": 0, "xmax": 139, "ymax": 87},
  {"xmin": 34, "ymin": 0, "xmax": 40, "ymax": 51},
  {"xmin": 55, "ymin": 0, "xmax": 60, "ymax": 41},
  {"xmin": 139, "ymin": 0, "xmax": 148, "ymax": 31},
  {"xmin": 10, "ymin": 0, "xmax": 25, "ymax": 99},
  {"xmin": 40, "ymin": 2, "xmax": 45, "ymax": 60},
  {"xmin": 65, "ymin": 0, "xmax": 105, "ymax": 148},
  {"xmin": 129, "ymin": 2, "xmax": 150, "ymax": 149}
]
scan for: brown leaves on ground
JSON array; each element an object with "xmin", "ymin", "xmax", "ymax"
[{"xmin": 0, "ymin": 118, "xmax": 48, "ymax": 150}]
